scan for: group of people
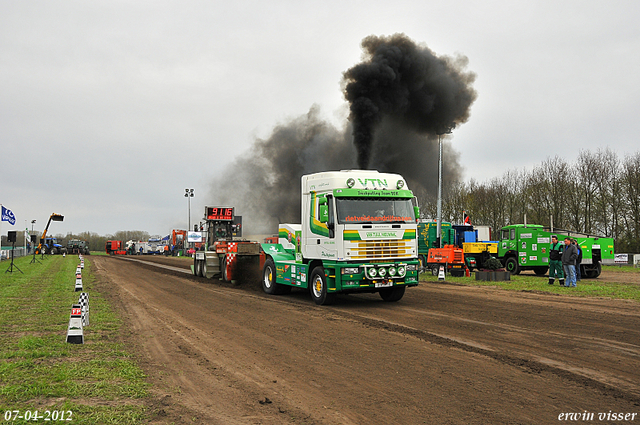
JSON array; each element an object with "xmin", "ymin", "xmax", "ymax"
[{"xmin": 548, "ymin": 235, "xmax": 583, "ymax": 287}]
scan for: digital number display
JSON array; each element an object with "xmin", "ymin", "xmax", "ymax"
[{"xmin": 206, "ymin": 207, "xmax": 234, "ymax": 221}]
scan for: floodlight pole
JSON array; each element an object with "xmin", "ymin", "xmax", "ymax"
[
  {"xmin": 185, "ymin": 188, "xmax": 194, "ymax": 248},
  {"xmin": 436, "ymin": 127, "xmax": 453, "ymax": 249}
]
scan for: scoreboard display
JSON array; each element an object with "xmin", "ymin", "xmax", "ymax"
[{"xmin": 206, "ymin": 207, "xmax": 234, "ymax": 221}]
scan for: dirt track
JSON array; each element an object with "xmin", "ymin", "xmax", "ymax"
[{"xmin": 91, "ymin": 256, "xmax": 640, "ymax": 424}]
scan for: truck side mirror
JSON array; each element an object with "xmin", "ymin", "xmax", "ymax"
[
  {"xmin": 317, "ymin": 195, "xmax": 328, "ymax": 223},
  {"xmin": 319, "ymin": 204, "xmax": 328, "ymax": 223},
  {"xmin": 414, "ymin": 206, "xmax": 420, "ymax": 220}
]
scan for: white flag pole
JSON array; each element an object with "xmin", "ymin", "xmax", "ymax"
[{"xmin": 1, "ymin": 204, "xmax": 3, "ymax": 252}]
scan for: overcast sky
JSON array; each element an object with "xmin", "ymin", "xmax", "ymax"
[{"xmin": 1, "ymin": 1, "xmax": 639, "ymax": 237}]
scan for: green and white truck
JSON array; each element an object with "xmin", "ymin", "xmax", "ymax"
[
  {"xmin": 261, "ymin": 170, "xmax": 420, "ymax": 305},
  {"xmin": 498, "ymin": 224, "xmax": 615, "ymax": 278}
]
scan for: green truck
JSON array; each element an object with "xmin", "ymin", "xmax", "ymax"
[
  {"xmin": 498, "ymin": 224, "xmax": 615, "ymax": 278},
  {"xmin": 417, "ymin": 220, "xmax": 454, "ymax": 269},
  {"xmin": 261, "ymin": 170, "xmax": 420, "ymax": 305}
]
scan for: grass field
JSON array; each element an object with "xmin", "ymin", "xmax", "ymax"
[
  {"xmin": 0, "ymin": 255, "xmax": 148, "ymax": 424},
  {"xmin": 420, "ymin": 265, "xmax": 640, "ymax": 302}
]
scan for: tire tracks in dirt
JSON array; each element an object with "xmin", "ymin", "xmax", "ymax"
[
  {"xmin": 111, "ymin": 256, "xmax": 640, "ymax": 405},
  {"xmin": 95, "ymin": 256, "xmax": 640, "ymax": 423}
]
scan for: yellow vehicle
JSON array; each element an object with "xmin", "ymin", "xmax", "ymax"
[{"xmin": 35, "ymin": 213, "xmax": 64, "ymax": 255}]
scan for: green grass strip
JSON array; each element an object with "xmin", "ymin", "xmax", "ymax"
[
  {"xmin": 0, "ymin": 255, "xmax": 149, "ymax": 424},
  {"xmin": 420, "ymin": 265, "xmax": 640, "ymax": 302}
]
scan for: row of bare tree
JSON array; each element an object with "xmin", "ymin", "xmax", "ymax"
[{"xmin": 418, "ymin": 148, "xmax": 640, "ymax": 252}]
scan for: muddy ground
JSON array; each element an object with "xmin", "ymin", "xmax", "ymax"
[{"xmin": 91, "ymin": 255, "xmax": 640, "ymax": 424}]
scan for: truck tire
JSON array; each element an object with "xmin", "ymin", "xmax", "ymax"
[
  {"xmin": 309, "ymin": 266, "xmax": 335, "ymax": 305},
  {"xmin": 504, "ymin": 257, "xmax": 520, "ymax": 275},
  {"xmin": 194, "ymin": 260, "xmax": 201, "ymax": 277},
  {"xmin": 584, "ymin": 263, "xmax": 602, "ymax": 279},
  {"xmin": 418, "ymin": 255, "xmax": 426, "ymax": 272},
  {"xmin": 262, "ymin": 258, "xmax": 290, "ymax": 295},
  {"xmin": 221, "ymin": 256, "xmax": 229, "ymax": 282},
  {"xmin": 379, "ymin": 285, "xmax": 406, "ymax": 302},
  {"xmin": 431, "ymin": 266, "xmax": 439, "ymax": 276},
  {"xmin": 533, "ymin": 266, "xmax": 549, "ymax": 276}
]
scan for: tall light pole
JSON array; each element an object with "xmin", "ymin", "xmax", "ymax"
[
  {"xmin": 185, "ymin": 188, "xmax": 194, "ymax": 231},
  {"xmin": 436, "ymin": 127, "xmax": 453, "ymax": 249}
]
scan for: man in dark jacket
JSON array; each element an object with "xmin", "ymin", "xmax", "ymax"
[
  {"xmin": 562, "ymin": 237, "xmax": 579, "ymax": 287},
  {"xmin": 549, "ymin": 235, "xmax": 565, "ymax": 286}
]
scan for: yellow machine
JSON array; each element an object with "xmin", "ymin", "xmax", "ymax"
[{"xmin": 35, "ymin": 213, "xmax": 64, "ymax": 255}]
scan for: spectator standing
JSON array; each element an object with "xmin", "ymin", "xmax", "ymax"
[
  {"xmin": 562, "ymin": 237, "xmax": 578, "ymax": 287},
  {"xmin": 548, "ymin": 235, "xmax": 565, "ymax": 286},
  {"xmin": 573, "ymin": 239, "xmax": 583, "ymax": 281}
]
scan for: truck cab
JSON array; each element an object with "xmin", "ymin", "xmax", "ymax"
[
  {"xmin": 262, "ymin": 170, "xmax": 420, "ymax": 305},
  {"xmin": 498, "ymin": 224, "xmax": 551, "ymax": 275}
]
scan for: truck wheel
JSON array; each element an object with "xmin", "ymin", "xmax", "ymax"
[
  {"xmin": 594, "ymin": 263, "xmax": 602, "ymax": 278},
  {"xmin": 221, "ymin": 256, "xmax": 229, "ymax": 282},
  {"xmin": 533, "ymin": 266, "xmax": 549, "ymax": 276},
  {"xmin": 202, "ymin": 260, "xmax": 208, "ymax": 278},
  {"xmin": 584, "ymin": 263, "xmax": 602, "ymax": 279},
  {"xmin": 418, "ymin": 255, "xmax": 426, "ymax": 272},
  {"xmin": 309, "ymin": 266, "xmax": 335, "ymax": 305},
  {"xmin": 505, "ymin": 257, "xmax": 520, "ymax": 275},
  {"xmin": 431, "ymin": 266, "xmax": 439, "ymax": 276},
  {"xmin": 194, "ymin": 260, "xmax": 201, "ymax": 276},
  {"xmin": 262, "ymin": 258, "xmax": 290, "ymax": 295},
  {"xmin": 379, "ymin": 285, "xmax": 406, "ymax": 302}
]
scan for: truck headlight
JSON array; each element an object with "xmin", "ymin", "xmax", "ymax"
[
  {"xmin": 368, "ymin": 268, "xmax": 377, "ymax": 278},
  {"xmin": 378, "ymin": 267, "xmax": 387, "ymax": 277},
  {"xmin": 342, "ymin": 267, "xmax": 360, "ymax": 274},
  {"xmin": 405, "ymin": 264, "xmax": 417, "ymax": 271},
  {"xmin": 388, "ymin": 266, "xmax": 397, "ymax": 276},
  {"xmin": 397, "ymin": 266, "xmax": 406, "ymax": 277}
]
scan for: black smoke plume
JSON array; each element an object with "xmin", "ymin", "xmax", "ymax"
[
  {"xmin": 343, "ymin": 33, "xmax": 477, "ymax": 169},
  {"xmin": 209, "ymin": 34, "xmax": 476, "ymax": 235}
]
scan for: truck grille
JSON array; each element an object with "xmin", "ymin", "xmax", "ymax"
[{"xmin": 346, "ymin": 240, "xmax": 414, "ymax": 259}]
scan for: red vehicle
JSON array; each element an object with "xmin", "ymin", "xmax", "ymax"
[
  {"xmin": 427, "ymin": 244, "xmax": 468, "ymax": 277},
  {"xmin": 171, "ymin": 230, "xmax": 187, "ymax": 251},
  {"xmin": 193, "ymin": 206, "xmax": 262, "ymax": 283},
  {"xmin": 105, "ymin": 240, "xmax": 127, "ymax": 255}
]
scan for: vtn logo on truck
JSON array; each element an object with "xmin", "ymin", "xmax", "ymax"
[{"xmin": 358, "ymin": 178, "xmax": 388, "ymax": 187}]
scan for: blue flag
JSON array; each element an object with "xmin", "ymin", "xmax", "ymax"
[{"xmin": 1, "ymin": 206, "xmax": 16, "ymax": 225}]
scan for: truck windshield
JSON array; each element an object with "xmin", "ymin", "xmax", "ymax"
[{"xmin": 335, "ymin": 198, "xmax": 416, "ymax": 224}]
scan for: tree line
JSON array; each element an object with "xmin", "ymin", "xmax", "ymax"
[
  {"xmin": 1, "ymin": 230, "xmax": 150, "ymax": 253},
  {"xmin": 418, "ymin": 147, "xmax": 640, "ymax": 253},
  {"xmin": 5, "ymin": 147, "xmax": 638, "ymax": 254}
]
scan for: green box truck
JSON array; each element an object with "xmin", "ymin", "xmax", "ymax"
[{"xmin": 498, "ymin": 224, "xmax": 615, "ymax": 278}]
